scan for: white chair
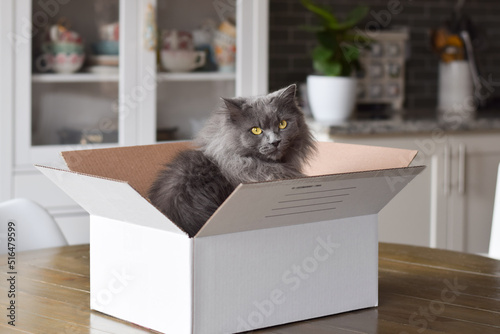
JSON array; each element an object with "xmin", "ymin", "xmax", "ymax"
[
  {"xmin": 0, "ymin": 198, "xmax": 68, "ymax": 254},
  {"xmin": 489, "ymin": 163, "xmax": 500, "ymax": 260}
]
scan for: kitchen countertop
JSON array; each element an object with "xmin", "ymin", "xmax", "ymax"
[{"xmin": 307, "ymin": 114, "xmax": 500, "ymax": 139}]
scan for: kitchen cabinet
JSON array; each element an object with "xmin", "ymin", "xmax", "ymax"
[
  {"xmin": 330, "ymin": 131, "xmax": 500, "ymax": 253},
  {"xmin": 0, "ymin": 0, "xmax": 269, "ymax": 245},
  {"xmin": 448, "ymin": 133, "xmax": 500, "ymax": 253}
]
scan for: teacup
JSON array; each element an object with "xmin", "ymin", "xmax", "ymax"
[
  {"xmin": 161, "ymin": 50, "xmax": 206, "ymax": 72},
  {"xmin": 36, "ymin": 52, "xmax": 85, "ymax": 73},
  {"xmin": 43, "ymin": 42, "xmax": 84, "ymax": 55}
]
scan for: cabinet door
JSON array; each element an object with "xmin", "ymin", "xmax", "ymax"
[
  {"xmin": 152, "ymin": 0, "xmax": 268, "ymax": 142},
  {"xmin": 379, "ymin": 149, "xmax": 445, "ymax": 248},
  {"xmin": 330, "ymin": 135, "xmax": 448, "ymax": 248},
  {"xmin": 14, "ymin": 0, "xmax": 143, "ymax": 167},
  {"xmin": 14, "ymin": 0, "xmax": 270, "ymax": 165},
  {"xmin": 449, "ymin": 133, "xmax": 500, "ymax": 253}
]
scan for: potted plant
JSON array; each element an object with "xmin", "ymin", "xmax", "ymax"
[{"xmin": 301, "ymin": 0, "xmax": 370, "ymax": 124}]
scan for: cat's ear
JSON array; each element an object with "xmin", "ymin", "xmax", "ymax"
[
  {"xmin": 277, "ymin": 84, "xmax": 297, "ymax": 101},
  {"xmin": 221, "ymin": 97, "xmax": 244, "ymax": 121},
  {"xmin": 275, "ymin": 84, "xmax": 299, "ymax": 110}
]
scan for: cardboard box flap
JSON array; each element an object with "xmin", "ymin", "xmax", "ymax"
[
  {"xmin": 60, "ymin": 141, "xmax": 416, "ymax": 197},
  {"xmin": 196, "ymin": 166, "xmax": 425, "ymax": 237},
  {"xmin": 303, "ymin": 142, "xmax": 418, "ymax": 176},
  {"xmin": 61, "ymin": 141, "xmax": 193, "ymax": 198},
  {"xmin": 35, "ymin": 165, "xmax": 185, "ymax": 235}
]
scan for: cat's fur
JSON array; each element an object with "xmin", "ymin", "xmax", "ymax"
[{"xmin": 148, "ymin": 84, "xmax": 316, "ymax": 237}]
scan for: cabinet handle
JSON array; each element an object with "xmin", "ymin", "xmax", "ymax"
[
  {"xmin": 458, "ymin": 143, "xmax": 466, "ymax": 195},
  {"xmin": 444, "ymin": 144, "xmax": 450, "ymax": 196}
]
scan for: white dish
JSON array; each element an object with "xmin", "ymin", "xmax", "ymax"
[
  {"xmin": 87, "ymin": 66, "xmax": 119, "ymax": 75},
  {"xmin": 160, "ymin": 50, "xmax": 206, "ymax": 72}
]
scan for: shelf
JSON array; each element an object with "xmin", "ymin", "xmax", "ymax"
[
  {"xmin": 156, "ymin": 72, "xmax": 236, "ymax": 82},
  {"xmin": 32, "ymin": 142, "xmax": 119, "ymax": 151},
  {"xmin": 32, "ymin": 72, "xmax": 235, "ymax": 83},
  {"xmin": 32, "ymin": 73, "xmax": 119, "ymax": 83}
]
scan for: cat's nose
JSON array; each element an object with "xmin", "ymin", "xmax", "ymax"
[{"xmin": 272, "ymin": 140, "xmax": 281, "ymax": 147}]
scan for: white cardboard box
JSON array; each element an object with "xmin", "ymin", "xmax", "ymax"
[{"xmin": 36, "ymin": 141, "xmax": 424, "ymax": 334}]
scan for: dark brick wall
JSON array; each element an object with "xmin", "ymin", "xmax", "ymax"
[{"xmin": 268, "ymin": 0, "xmax": 500, "ymax": 116}]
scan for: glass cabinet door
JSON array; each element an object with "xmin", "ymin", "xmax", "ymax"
[
  {"xmin": 14, "ymin": 0, "xmax": 268, "ymax": 165},
  {"xmin": 154, "ymin": 0, "xmax": 237, "ymax": 141},
  {"xmin": 31, "ymin": 0, "xmax": 120, "ymax": 147},
  {"xmin": 31, "ymin": 0, "xmax": 120, "ymax": 146},
  {"xmin": 15, "ymin": 0, "xmax": 122, "ymax": 165}
]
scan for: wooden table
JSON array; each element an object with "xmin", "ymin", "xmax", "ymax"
[{"xmin": 1, "ymin": 243, "xmax": 499, "ymax": 334}]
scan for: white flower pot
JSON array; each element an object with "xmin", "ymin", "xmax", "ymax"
[{"xmin": 307, "ymin": 75, "xmax": 357, "ymax": 125}]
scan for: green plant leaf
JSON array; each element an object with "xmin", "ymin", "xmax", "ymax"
[
  {"xmin": 313, "ymin": 58, "xmax": 342, "ymax": 76},
  {"xmin": 300, "ymin": 0, "xmax": 338, "ymax": 27},
  {"xmin": 312, "ymin": 45, "xmax": 334, "ymax": 62},
  {"xmin": 301, "ymin": 0, "xmax": 371, "ymax": 77}
]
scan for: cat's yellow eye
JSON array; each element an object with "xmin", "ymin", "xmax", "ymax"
[
  {"xmin": 251, "ymin": 127, "xmax": 263, "ymax": 135},
  {"xmin": 279, "ymin": 120, "xmax": 288, "ymax": 129}
]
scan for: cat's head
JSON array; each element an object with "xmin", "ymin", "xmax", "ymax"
[{"xmin": 218, "ymin": 84, "xmax": 314, "ymax": 162}]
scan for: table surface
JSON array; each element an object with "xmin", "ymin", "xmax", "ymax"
[{"xmin": 0, "ymin": 243, "xmax": 499, "ymax": 334}]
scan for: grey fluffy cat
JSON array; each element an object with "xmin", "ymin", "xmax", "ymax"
[{"xmin": 148, "ymin": 84, "xmax": 316, "ymax": 237}]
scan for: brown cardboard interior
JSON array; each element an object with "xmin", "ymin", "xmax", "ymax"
[
  {"xmin": 62, "ymin": 142, "xmax": 193, "ymax": 198},
  {"xmin": 62, "ymin": 141, "xmax": 417, "ymax": 199},
  {"xmin": 303, "ymin": 142, "xmax": 417, "ymax": 176}
]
